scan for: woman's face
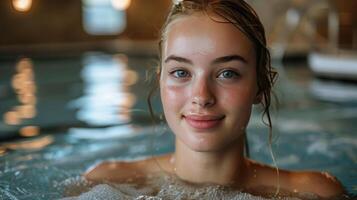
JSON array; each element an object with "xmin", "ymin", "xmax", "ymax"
[{"xmin": 160, "ymin": 14, "xmax": 258, "ymax": 152}]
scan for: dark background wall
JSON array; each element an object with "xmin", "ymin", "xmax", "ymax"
[
  {"xmin": 334, "ymin": 0, "xmax": 357, "ymax": 49},
  {"xmin": 0, "ymin": 0, "xmax": 355, "ymax": 49},
  {"xmin": 0, "ymin": 0, "xmax": 171, "ymax": 46}
]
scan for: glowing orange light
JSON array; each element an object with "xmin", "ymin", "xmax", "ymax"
[
  {"xmin": 4, "ymin": 57, "xmax": 37, "ymax": 127},
  {"xmin": 23, "ymin": 83, "xmax": 37, "ymax": 94},
  {"xmin": 111, "ymin": 0, "xmax": 131, "ymax": 10},
  {"xmin": 4, "ymin": 111, "xmax": 21, "ymax": 125},
  {"xmin": 23, "ymin": 70, "xmax": 34, "ymax": 81},
  {"xmin": 17, "ymin": 104, "xmax": 36, "ymax": 119},
  {"xmin": 0, "ymin": 148, "xmax": 6, "ymax": 156},
  {"xmin": 125, "ymin": 70, "xmax": 138, "ymax": 86},
  {"xmin": 18, "ymin": 93, "xmax": 36, "ymax": 105},
  {"xmin": 12, "ymin": 76, "xmax": 21, "ymax": 90},
  {"xmin": 114, "ymin": 54, "xmax": 129, "ymax": 64},
  {"xmin": 16, "ymin": 58, "xmax": 33, "ymax": 72},
  {"xmin": 12, "ymin": 0, "xmax": 32, "ymax": 12},
  {"xmin": 20, "ymin": 126, "xmax": 39, "ymax": 137},
  {"xmin": 17, "ymin": 91, "xmax": 36, "ymax": 105},
  {"xmin": 119, "ymin": 93, "xmax": 136, "ymax": 108},
  {"xmin": 4, "ymin": 136, "xmax": 53, "ymax": 150}
]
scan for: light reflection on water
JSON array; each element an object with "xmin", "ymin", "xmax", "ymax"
[
  {"xmin": 310, "ymin": 79, "xmax": 357, "ymax": 103},
  {"xmin": 0, "ymin": 54, "xmax": 356, "ymax": 198},
  {"xmin": 6, "ymin": 58, "xmax": 37, "ymax": 124},
  {"xmin": 68, "ymin": 124, "xmax": 148, "ymax": 140},
  {"xmin": 19, "ymin": 125, "xmax": 39, "ymax": 137},
  {"xmin": 2, "ymin": 58, "xmax": 39, "ymax": 140},
  {"xmin": 68, "ymin": 53, "xmax": 137, "ymax": 126},
  {"xmin": 0, "ymin": 135, "xmax": 53, "ymax": 151}
]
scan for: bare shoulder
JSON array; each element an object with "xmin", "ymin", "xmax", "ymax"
[
  {"xmin": 288, "ymin": 170, "xmax": 346, "ymax": 198},
  {"xmin": 84, "ymin": 154, "xmax": 173, "ymax": 182},
  {"xmin": 245, "ymin": 159, "xmax": 345, "ymax": 198}
]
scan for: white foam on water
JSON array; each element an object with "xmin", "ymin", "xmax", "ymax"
[
  {"xmin": 61, "ymin": 184, "xmax": 131, "ymax": 200},
  {"xmin": 59, "ymin": 174, "xmax": 320, "ymax": 200}
]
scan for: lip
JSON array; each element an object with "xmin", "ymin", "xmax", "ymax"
[{"xmin": 183, "ymin": 114, "xmax": 225, "ymax": 130}]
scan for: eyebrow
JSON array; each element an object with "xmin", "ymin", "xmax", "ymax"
[
  {"xmin": 212, "ymin": 54, "xmax": 248, "ymax": 64},
  {"xmin": 164, "ymin": 54, "xmax": 248, "ymax": 65},
  {"xmin": 164, "ymin": 55, "xmax": 193, "ymax": 64}
]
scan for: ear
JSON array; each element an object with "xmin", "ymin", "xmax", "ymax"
[{"xmin": 253, "ymin": 92, "xmax": 263, "ymax": 104}]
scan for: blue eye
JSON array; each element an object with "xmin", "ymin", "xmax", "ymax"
[
  {"xmin": 171, "ymin": 70, "xmax": 190, "ymax": 78},
  {"xmin": 218, "ymin": 70, "xmax": 239, "ymax": 79}
]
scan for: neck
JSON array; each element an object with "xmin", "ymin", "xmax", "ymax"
[{"xmin": 172, "ymin": 133, "xmax": 248, "ymax": 187}]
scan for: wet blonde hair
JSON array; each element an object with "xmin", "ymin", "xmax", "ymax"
[
  {"xmin": 149, "ymin": 0, "xmax": 278, "ymax": 153},
  {"xmin": 148, "ymin": 0, "xmax": 279, "ymax": 195}
]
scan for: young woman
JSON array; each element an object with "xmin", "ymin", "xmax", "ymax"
[{"xmin": 85, "ymin": 0, "xmax": 346, "ymax": 198}]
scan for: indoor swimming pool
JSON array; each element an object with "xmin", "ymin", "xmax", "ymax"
[{"xmin": 0, "ymin": 52, "xmax": 356, "ymax": 199}]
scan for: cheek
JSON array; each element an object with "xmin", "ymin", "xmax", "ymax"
[
  {"xmin": 220, "ymin": 85, "xmax": 255, "ymax": 107},
  {"xmin": 160, "ymin": 83, "xmax": 186, "ymax": 115},
  {"xmin": 219, "ymin": 84, "xmax": 256, "ymax": 127},
  {"xmin": 160, "ymin": 84, "xmax": 187, "ymax": 135}
]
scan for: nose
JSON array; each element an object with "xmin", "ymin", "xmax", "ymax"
[{"xmin": 191, "ymin": 77, "xmax": 216, "ymax": 108}]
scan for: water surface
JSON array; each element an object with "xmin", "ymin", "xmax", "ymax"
[{"xmin": 0, "ymin": 53, "xmax": 356, "ymax": 199}]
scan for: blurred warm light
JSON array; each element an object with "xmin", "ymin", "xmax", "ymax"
[
  {"xmin": 4, "ymin": 111, "xmax": 21, "ymax": 125},
  {"xmin": 17, "ymin": 105, "xmax": 36, "ymax": 119},
  {"xmin": 114, "ymin": 53, "xmax": 129, "ymax": 64},
  {"xmin": 24, "ymin": 83, "xmax": 37, "ymax": 94},
  {"xmin": 18, "ymin": 93, "xmax": 36, "ymax": 104},
  {"xmin": 12, "ymin": 74, "xmax": 22, "ymax": 90},
  {"xmin": 119, "ymin": 93, "xmax": 136, "ymax": 108},
  {"xmin": 111, "ymin": 0, "xmax": 131, "ymax": 10},
  {"xmin": 113, "ymin": 54, "xmax": 138, "ymax": 86},
  {"xmin": 23, "ymin": 70, "xmax": 34, "ymax": 81},
  {"xmin": 0, "ymin": 147, "xmax": 6, "ymax": 156},
  {"xmin": 4, "ymin": 57, "xmax": 37, "ymax": 125},
  {"xmin": 16, "ymin": 57, "xmax": 33, "ymax": 69},
  {"xmin": 12, "ymin": 0, "xmax": 32, "ymax": 12},
  {"xmin": 118, "ymin": 112, "xmax": 131, "ymax": 122},
  {"xmin": 172, "ymin": 0, "xmax": 182, "ymax": 4},
  {"xmin": 125, "ymin": 70, "xmax": 138, "ymax": 86},
  {"xmin": 116, "ymin": 94, "xmax": 136, "ymax": 122},
  {"xmin": 20, "ymin": 126, "xmax": 39, "ymax": 137},
  {"xmin": 4, "ymin": 136, "xmax": 53, "ymax": 150}
]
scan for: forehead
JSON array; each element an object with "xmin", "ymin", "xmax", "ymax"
[{"xmin": 163, "ymin": 13, "xmax": 255, "ymax": 61}]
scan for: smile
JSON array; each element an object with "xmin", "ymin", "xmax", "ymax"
[{"xmin": 183, "ymin": 114, "xmax": 225, "ymax": 130}]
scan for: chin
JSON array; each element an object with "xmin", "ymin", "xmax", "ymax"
[
  {"xmin": 185, "ymin": 138, "xmax": 227, "ymax": 152},
  {"xmin": 183, "ymin": 131, "xmax": 244, "ymax": 153}
]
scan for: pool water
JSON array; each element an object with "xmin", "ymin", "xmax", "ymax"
[
  {"xmin": 0, "ymin": 52, "xmax": 356, "ymax": 199},
  {"xmin": 60, "ymin": 175, "xmax": 328, "ymax": 200}
]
